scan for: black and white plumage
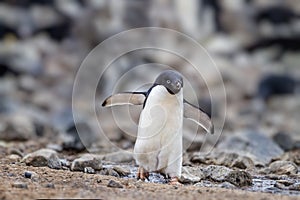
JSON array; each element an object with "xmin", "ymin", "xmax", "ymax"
[{"xmin": 102, "ymin": 70, "xmax": 213, "ymax": 182}]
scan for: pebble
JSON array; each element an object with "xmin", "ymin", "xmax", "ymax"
[
  {"xmin": 107, "ymin": 180, "xmax": 123, "ymax": 188},
  {"xmin": 267, "ymin": 161, "xmax": 298, "ymax": 175},
  {"xmin": 21, "ymin": 148, "xmax": 61, "ymax": 169},
  {"xmin": 112, "ymin": 166, "xmax": 131, "ymax": 176},
  {"xmin": 100, "ymin": 168, "xmax": 120, "ymax": 177},
  {"xmin": 217, "ymin": 131, "xmax": 284, "ymax": 166},
  {"xmin": 45, "ymin": 183, "xmax": 55, "ymax": 188},
  {"xmin": 272, "ymin": 132, "xmax": 294, "ymax": 151},
  {"xmin": 71, "ymin": 154, "xmax": 102, "ymax": 171},
  {"xmin": 179, "ymin": 166, "xmax": 205, "ymax": 184},
  {"xmin": 24, "ymin": 171, "xmax": 32, "ymax": 178},
  {"xmin": 12, "ymin": 182, "xmax": 28, "ymax": 189}
]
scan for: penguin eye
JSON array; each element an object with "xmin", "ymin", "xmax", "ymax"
[{"xmin": 166, "ymin": 80, "xmax": 171, "ymax": 84}]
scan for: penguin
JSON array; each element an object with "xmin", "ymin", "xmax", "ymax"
[{"xmin": 102, "ymin": 70, "xmax": 214, "ymax": 184}]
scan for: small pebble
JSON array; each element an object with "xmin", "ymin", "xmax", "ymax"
[
  {"xmin": 107, "ymin": 180, "xmax": 123, "ymax": 188},
  {"xmin": 84, "ymin": 167, "xmax": 95, "ymax": 174},
  {"xmin": 45, "ymin": 183, "xmax": 55, "ymax": 188},
  {"xmin": 12, "ymin": 182, "xmax": 28, "ymax": 189},
  {"xmin": 24, "ymin": 171, "xmax": 32, "ymax": 179}
]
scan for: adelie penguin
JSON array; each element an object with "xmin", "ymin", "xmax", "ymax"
[{"xmin": 102, "ymin": 70, "xmax": 214, "ymax": 184}]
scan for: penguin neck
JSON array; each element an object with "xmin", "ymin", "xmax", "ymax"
[{"xmin": 145, "ymin": 85, "xmax": 183, "ymax": 108}]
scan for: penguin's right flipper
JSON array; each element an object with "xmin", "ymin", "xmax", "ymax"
[{"xmin": 102, "ymin": 92, "xmax": 146, "ymax": 107}]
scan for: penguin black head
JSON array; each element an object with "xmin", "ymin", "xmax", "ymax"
[{"xmin": 154, "ymin": 70, "xmax": 183, "ymax": 94}]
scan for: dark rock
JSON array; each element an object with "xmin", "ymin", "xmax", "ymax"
[
  {"xmin": 273, "ymin": 132, "xmax": 294, "ymax": 151},
  {"xmin": 70, "ymin": 154, "xmax": 102, "ymax": 171},
  {"xmin": 21, "ymin": 149, "xmax": 61, "ymax": 169},
  {"xmin": 107, "ymin": 180, "xmax": 123, "ymax": 188},
  {"xmin": 24, "ymin": 171, "xmax": 32, "ymax": 179},
  {"xmin": 266, "ymin": 161, "xmax": 298, "ymax": 175},
  {"xmin": 256, "ymin": 74, "xmax": 297, "ymax": 100},
  {"xmin": 217, "ymin": 131, "xmax": 284, "ymax": 166},
  {"xmin": 12, "ymin": 182, "xmax": 28, "ymax": 189}
]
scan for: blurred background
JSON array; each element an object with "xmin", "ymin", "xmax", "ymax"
[{"xmin": 0, "ymin": 0, "xmax": 300, "ymax": 154}]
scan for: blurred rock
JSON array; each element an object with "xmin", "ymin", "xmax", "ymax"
[
  {"xmin": 272, "ymin": 132, "xmax": 294, "ymax": 151},
  {"xmin": 107, "ymin": 180, "xmax": 123, "ymax": 188},
  {"xmin": 100, "ymin": 168, "xmax": 120, "ymax": 177},
  {"xmin": 12, "ymin": 182, "xmax": 28, "ymax": 189},
  {"xmin": 281, "ymin": 150, "xmax": 300, "ymax": 165},
  {"xmin": 191, "ymin": 151, "xmax": 254, "ymax": 169},
  {"xmin": 256, "ymin": 74, "xmax": 297, "ymax": 100},
  {"xmin": 217, "ymin": 131, "xmax": 284, "ymax": 166},
  {"xmin": 71, "ymin": 154, "xmax": 102, "ymax": 171},
  {"xmin": 102, "ymin": 151, "xmax": 134, "ymax": 163},
  {"xmin": 0, "ymin": 113, "xmax": 36, "ymax": 141},
  {"xmin": 112, "ymin": 166, "xmax": 131, "ymax": 176},
  {"xmin": 21, "ymin": 148, "xmax": 61, "ymax": 169},
  {"xmin": 262, "ymin": 161, "xmax": 298, "ymax": 175}
]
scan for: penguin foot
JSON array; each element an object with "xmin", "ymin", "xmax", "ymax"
[
  {"xmin": 169, "ymin": 177, "xmax": 182, "ymax": 185},
  {"xmin": 137, "ymin": 166, "xmax": 149, "ymax": 180}
]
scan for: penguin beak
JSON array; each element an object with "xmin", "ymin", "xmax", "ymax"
[{"xmin": 174, "ymin": 80, "xmax": 182, "ymax": 89}]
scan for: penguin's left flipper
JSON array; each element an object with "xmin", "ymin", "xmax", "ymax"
[
  {"xmin": 183, "ymin": 99, "xmax": 214, "ymax": 134},
  {"xmin": 102, "ymin": 92, "xmax": 147, "ymax": 107}
]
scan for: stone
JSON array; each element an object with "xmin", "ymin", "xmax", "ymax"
[
  {"xmin": 71, "ymin": 154, "xmax": 102, "ymax": 171},
  {"xmin": 281, "ymin": 150, "xmax": 300, "ymax": 165},
  {"xmin": 7, "ymin": 154, "xmax": 21, "ymax": 163},
  {"xmin": 0, "ymin": 114, "xmax": 36, "ymax": 141},
  {"xmin": 107, "ymin": 180, "xmax": 123, "ymax": 188},
  {"xmin": 21, "ymin": 149, "xmax": 61, "ymax": 169},
  {"xmin": 191, "ymin": 151, "xmax": 254, "ymax": 169},
  {"xmin": 102, "ymin": 151, "xmax": 134, "ymax": 163},
  {"xmin": 203, "ymin": 165, "xmax": 252, "ymax": 187},
  {"xmin": 100, "ymin": 168, "xmax": 120, "ymax": 177},
  {"xmin": 84, "ymin": 167, "xmax": 95, "ymax": 174},
  {"xmin": 45, "ymin": 183, "xmax": 55, "ymax": 189},
  {"xmin": 289, "ymin": 183, "xmax": 300, "ymax": 191},
  {"xmin": 113, "ymin": 166, "xmax": 131, "ymax": 176},
  {"xmin": 217, "ymin": 131, "xmax": 284, "ymax": 166},
  {"xmin": 272, "ymin": 132, "xmax": 294, "ymax": 151},
  {"xmin": 267, "ymin": 161, "xmax": 298, "ymax": 175},
  {"xmin": 24, "ymin": 171, "xmax": 32, "ymax": 179},
  {"xmin": 12, "ymin": 182, "xmax": 28, "ymax": 189},
  {"xmin": 179, "ymin": 166, "xmax": 203, "ymax": 184}
]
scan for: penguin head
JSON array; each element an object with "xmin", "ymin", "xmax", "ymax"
[{"xmin": 154, "ymin": 70, "xmax": 183, "ymax": 94}]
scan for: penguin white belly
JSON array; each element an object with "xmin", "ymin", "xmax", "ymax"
[{"xmin": 134, "ymin": 85, "xmax": 183, "ymax": 177}]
